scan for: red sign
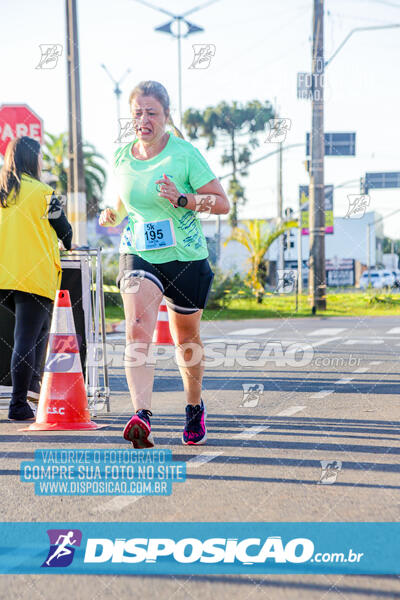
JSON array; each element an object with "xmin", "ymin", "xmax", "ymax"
[{"xmin": 0, "ymin": 104, "xmax": 43, "ymax": 157}]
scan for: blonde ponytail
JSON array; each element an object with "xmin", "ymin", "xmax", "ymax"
[{"xmin": 167, "ymin": 115, "xmax": 185, "ymax": 139}]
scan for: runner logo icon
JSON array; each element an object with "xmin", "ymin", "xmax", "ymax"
[{"xmin": 41, "ymin": 529, "xmax": 82, "ymax": 568}]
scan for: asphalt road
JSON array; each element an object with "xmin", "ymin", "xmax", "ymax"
[{"xmin": 1, "ymin": 315, "xmax": 400, "ymax": 599}]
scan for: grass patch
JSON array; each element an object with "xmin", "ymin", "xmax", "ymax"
[
  {"xmin": 105, "ymin": 291, "xmax": 400, "ymax": 323},
  {"xmin": 105, "ymin": 304, "xmax": 125, "ymax": 322},
  {"xmin": 203, "ymin": 292, "xmax": 400, "ymax": 320}
]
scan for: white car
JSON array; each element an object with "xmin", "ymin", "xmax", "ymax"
[
  {"xmin": 359, "ymin": 271, "xmax": 384, "ymax": 290},
  {"xmin": 380, "ymin": 271, "xmax": 395, "ymax": 288}
]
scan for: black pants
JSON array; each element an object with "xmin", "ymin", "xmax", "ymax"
[{"xmin": 0, "ymin": 290, "xmax": 53, "ymax": 405}]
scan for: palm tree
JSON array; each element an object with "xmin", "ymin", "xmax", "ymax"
[
  {"xmin": 43, "ymin": 132, "xmax": 107, "ymax": 218},
  {"xmin": 225, "ymin": 219, "xmax": 298, "ymax": 302},
  {"xmin": 42, "ymin": 132, "xmax": 68, "ymax": 194}
]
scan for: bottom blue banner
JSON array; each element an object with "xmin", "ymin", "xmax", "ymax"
[{"xmin": 0, "ymin": 522, "xmax": 398, "ymax": 574}]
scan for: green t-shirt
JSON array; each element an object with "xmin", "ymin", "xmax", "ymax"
[{"xmin": 113, "ymin": 133, "xmax": 216, "ymax": 263}]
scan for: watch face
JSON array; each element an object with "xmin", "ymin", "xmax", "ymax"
[{"xmin": 178, "ymin": 195, "xmax": 188, "ymax": 207}]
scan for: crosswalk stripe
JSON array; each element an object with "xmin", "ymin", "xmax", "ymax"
[
  {"xmin": 311, "ymin": 390, "xmax": 334, "ymax": 399},
  {"xmin": 311, "ymin": 337, "xmax": 342, "ymax": 347},
  {"xmin": 234, "ymin": 426, "xmax": 270, "ymax": 440},
  {"xmin": 308, "ymin": 328, "xmax": 346, "ymax": 336},
  {"xmin": 387, "ymin": 327, "xmax": 400, "ymax": 334},
  {"xmin": 229, "ymin": 328, "xmax": 273, "ymax": 336},
  {"xmin": 203, "ymin": 338, "xmax": 253, "ymax": 344},
  {"xmin": 276, "ymin": 406, "xmax": 306, "ymax": 416},
  {"xmin": 187, "ymin": 452, "xmax": 223, "ymax": 467},
  {"xmin": 93, "ymin": 496, "xmax": 143, "ymax": 513},
  {"xmin": 344, "ymin": 339, "xmax": 384, "ymax": 345}
]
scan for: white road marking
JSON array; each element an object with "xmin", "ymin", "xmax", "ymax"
[
  {"xmin": 387, "ymin": 327, "xmax": 400, "ymax": 334},
  {"xmin": 229, "ymin": 328, "xmax": 273, "ymax": 336},
  {"xmin": 353, "ymin": 367, "xmax": 369, "ymax": 374},
  {"xmin": 308, "ymin": 328, "xmax": 346, "ymax": 336},
  {"xmin": 0, "ymin": 386, "xmax": 12, "ymax": 408},
  {"xmin": 369, "ymin": 361, "xmax": 382, "ymax": 366},
  {"xmin": 187, "ymin": 452, "xmax": 223, "ymax": 467},
  {"xmin": 276, "ymin": 406, "xmax": 306, "ymax": 417},
  {"xmin": 234, "ymin": 425, "xmax": 270, "ymax": 440},
  {"xmin": 311, "ymin": 337, "xmax": 342, "ymax": 348},
  {"xmin": 93, "ymin": 496, "xmax": 143, "ymax": 513},
  {"xmin": 203, "ymin": 338, "xmax": 253, "ymax": 344},
  {"xmin": 311, "ymin": 390, "xmax": 334, "ymax": 399},
  {"xmin": 344, "ymin": 339, "xmax": 384, "ymax": 345},
  {"xmin": 335, "ymin": 377, "xmax": 354, "ymax": 384}
]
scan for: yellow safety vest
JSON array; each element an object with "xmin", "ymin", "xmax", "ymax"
[{"xmin": 0, "ymin": 173, "xmax": 61, "ymax": 301}]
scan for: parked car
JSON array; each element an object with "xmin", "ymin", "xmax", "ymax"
[
  {"xmin": 359, "ymin": 271, "xmax": 385, "ymax": 290},
  {"xmin": 392, "ymin": 270, "xmax": 400, "ymax": 288},
  {"xmin": 380, "ymin": 271, "xmax": 396, "ymax": 288}
]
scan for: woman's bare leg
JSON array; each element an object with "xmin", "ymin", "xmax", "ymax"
[
  {"xmin": 121, "ymin": 278, "xmax": 163, "ymax": 412},
  {"xmin": 167, "ymin": 308, "xmax": 204, "ymax": 406}
]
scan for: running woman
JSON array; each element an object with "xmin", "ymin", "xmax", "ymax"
[{"xmin": 99, "ymin": 80, "xmax": 229, "ymax": 448}]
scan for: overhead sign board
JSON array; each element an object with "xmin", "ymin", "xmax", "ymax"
[
  {"xmin": 364, "ymin": 171, "xmax": 400, "ymax": 192},
  {"xmin": 306, "ymin": 132, "xmax": 356, "ymax": 156}
]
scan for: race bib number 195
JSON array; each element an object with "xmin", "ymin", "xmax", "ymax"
[{"xmin": 134, "ymin": 219, "xmax": 176, "ymax": 251}]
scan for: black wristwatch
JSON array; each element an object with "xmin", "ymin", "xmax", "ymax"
[{"xmin": 177, "ymin": 194, "xmax": 188, "ymax": 208}]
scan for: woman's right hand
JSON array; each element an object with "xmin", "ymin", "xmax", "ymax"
[{"xmin": 99, "ymin": 208, "xmax": 117, "ymax": 226}]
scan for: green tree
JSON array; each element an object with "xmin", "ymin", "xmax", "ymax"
[
  {"xmin": 383, "ymin": 236, "xmax": 400, "ymax": 259},
  {"xmin": 43, "ymin": 132, "xmax": 107, "ymax": 219},
  {"xmin": 183, "ymin": 100, "xmax": 275, "ymax": 227},
  {"xmin": 225, "ymin": 219, "xmax": 298, "ymax": 302}
]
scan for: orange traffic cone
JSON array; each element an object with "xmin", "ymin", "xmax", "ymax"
[
  {"xmin": 152, "ymin": 298, "xmax": 174, "ymax": 345},
  {"xmin": 23, "ymin": 290, "xmax": 104, "ymax": 431}
]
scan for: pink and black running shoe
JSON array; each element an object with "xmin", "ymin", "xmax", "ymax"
[
  {"xmin": 182, "ymin": 399, "xmax": 207, "ymax": 445},
  {"xmin": 123, "ymin": 409, "xmax": 154, "ymax": 449}
]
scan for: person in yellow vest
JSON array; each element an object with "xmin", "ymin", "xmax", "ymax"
[{"xmin": 0, "ymin": 136, "xmax": 73, "ymax": 420}]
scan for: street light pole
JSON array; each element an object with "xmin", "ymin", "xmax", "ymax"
[
  {"xmin": 131, "ymin": 0, "xmax": 219, "ymax": 127},
  {"xmin": 66, "ymin": 0, "xmax": 87, "ymax": 245},
  {"xmin": 309, "ymin": 0, "xmax": 326, "ymax": 312},
  {"xmin": 277, "ymin": 139, "xmax": 284, "ymax": 272},
  {"xmin": 367, "ymin": 222, "xmax": 371, "ymax": 285},
  {"xmin": 177, "ymin": 17, "xmax": 183, "ymax": 128},
  {"xmin": 101, "ymin": 65, "xmax": 131, "ymax": 125}
]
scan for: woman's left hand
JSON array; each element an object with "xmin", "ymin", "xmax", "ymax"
[{"xmin": 155, "ymin": 174, "xmax": 179, "ymax": 207}]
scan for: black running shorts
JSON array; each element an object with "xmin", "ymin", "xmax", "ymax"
[{"xmin": 117, "ymin": 254, "xmax": 214, "ymax": 314}]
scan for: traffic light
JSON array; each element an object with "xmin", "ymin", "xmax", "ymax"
[
  {"xmin": 284, "ymin": 207, "xmax": 294, "ymax": 219},
  {"xmin": 303, "ymin": 159, "xmax": 311, "ymax": 174},
  {"xmin": 283, "ymin": 232, "xmax": 288, "ymax": 252}
]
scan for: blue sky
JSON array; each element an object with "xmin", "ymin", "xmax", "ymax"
[{"xmin": 2, "ymin": 0, "xmax": 400, "ymax": 236}]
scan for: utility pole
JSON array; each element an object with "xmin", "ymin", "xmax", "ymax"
[
  {"xmin": 66, "ymin": 0, "xmax": 87, "ymax": 245},
  {"xmin": 309, "ymin": 0, "xmax": 326, "ymax": 311},
  {"xmin": 367, "ymin": 222, "xmax": 371, "ymax": 285},
  {"xmin": 297, "ymin": 200, "xmax": 303, "ymax": 295}
]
